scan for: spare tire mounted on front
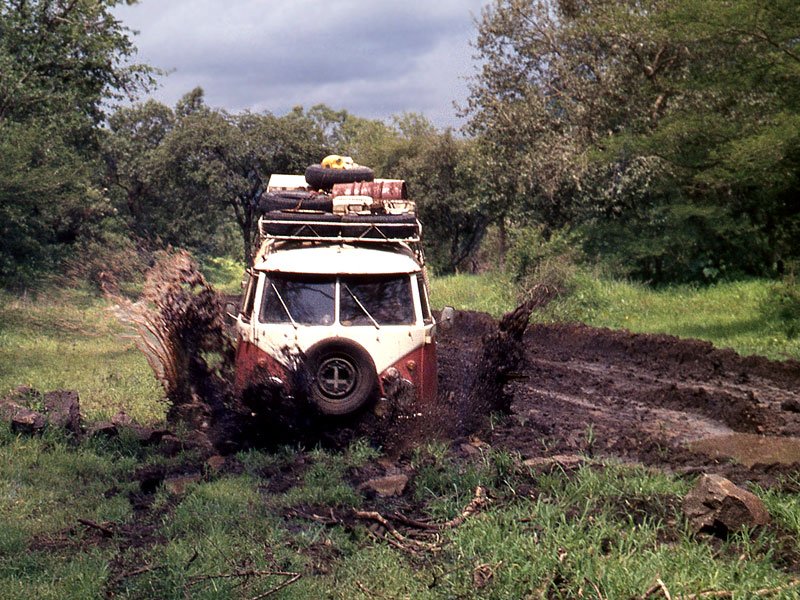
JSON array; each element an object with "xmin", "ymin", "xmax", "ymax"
[{"xmin": 304, "ymin": 340, "xmax": 378, "ymax": 415}]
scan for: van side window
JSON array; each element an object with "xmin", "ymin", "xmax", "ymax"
[
  {"xmin": 416, "ymin": 274, "xmax": 432, "ymax": 323},
  {"xmin": 240, "ymin": 273, "xmax": 257, "ymax": 323}
]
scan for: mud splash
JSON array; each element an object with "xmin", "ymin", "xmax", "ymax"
[{"xmin": 112, "ymin": 251, "xmax": 242, "ymax": 452}]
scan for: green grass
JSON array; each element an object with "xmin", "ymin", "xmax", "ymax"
[
  {"xmin": 199, "ymin": 255, "xmax": 245, "ymax": 295},
  {"xmin": 0, "ymin": 288, "xmax": 165, "ymax": 422},
  {"xmin": 431, "ymin": 273, "xmax": 800, "ymax": 361},
  {"xmin": 1, "ymin": 426, "xmax": 799, "ymax": 599}
]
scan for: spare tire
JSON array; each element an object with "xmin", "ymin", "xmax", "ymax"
[
  {"xmin": 260, "ymin": 210, "xmax": 342, "ymax": 237},
  {"xmin": 340, "ymin": 213, "xmax": 419, "ymax": 239},
  {"xmin": 304, "ymin": 340, "xmax": 378, "ymax": 415},
  {"xmin": 259, "ymin": 191, "xmax": 332, "ymax": 213},
  {"xmin": 305, "ymin": 164, "xmax": 374, "ymax": 191}
]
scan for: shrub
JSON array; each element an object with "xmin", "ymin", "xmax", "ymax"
[{"xmin": 764, "ymin": 273, "xmax": 800, "ymax": 339}]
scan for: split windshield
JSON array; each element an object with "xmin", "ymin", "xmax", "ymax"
[{"xmin": 259, "ymin": 274, "xmax": 415, "ymax": 326}]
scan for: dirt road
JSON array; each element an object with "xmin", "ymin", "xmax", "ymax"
[{"xmin": 437, "ymin": 311, "xmax": 800, "ymax": 483}]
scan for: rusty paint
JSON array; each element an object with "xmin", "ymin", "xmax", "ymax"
[
  {"xmin": 332, "ymin": 179, "xmax": 408, "ymax": 201},
  {"xmin": 234, "ymin": 340, "xmax": 290, "ymax": 394},
  {"xmin": 380, "ymin": 340, "xmax": 438, "ymax": 404}
]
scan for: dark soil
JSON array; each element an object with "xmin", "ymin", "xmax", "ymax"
[{"xmin": 437, "ymin": 312, "xmax": 800, "ymax": 486}]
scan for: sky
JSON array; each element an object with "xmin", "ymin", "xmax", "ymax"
[{"xmin": 114, "ymin": 0, "xmax": 491, "ymax": 129}]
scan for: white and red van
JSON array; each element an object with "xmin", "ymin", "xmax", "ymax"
[{"xmin": 231, "ymin": 173, "xmax": 438, "ymax": 417}]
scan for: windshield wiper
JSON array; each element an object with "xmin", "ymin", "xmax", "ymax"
[
  {"xmin": 271, "ymin": 282, "xmax": 298, "ymax": 328},
  {"xmin": 343, "ymin": 284, "xmax": 380, "ymax": 329}
]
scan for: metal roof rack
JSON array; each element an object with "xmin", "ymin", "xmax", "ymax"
[{"xmin": 257, "ymin": 213, "xmax": 422, "ymax": 244}]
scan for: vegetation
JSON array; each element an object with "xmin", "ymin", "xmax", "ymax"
[
  {"xmin": 2, "ymin": 426, "xmax": 800, "ymax": 599},
  {"xmin": 465, "ymin": 0, "xmax": 800, "ymax": 283},
  {"xmin": 432, "ymin": 272, "xmax": 800, "ymax": 362}
]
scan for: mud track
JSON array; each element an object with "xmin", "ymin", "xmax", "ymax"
[{"xmin": 438, "ymin": 311, "xmax": 800, "ymax": 483}]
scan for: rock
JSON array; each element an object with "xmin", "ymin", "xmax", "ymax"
[
  {"xmin": 0, "ymin": 401, "xmax": 46, "ymax": 434},
  {"xmin": 206, "ymin": 455, "xmax": 227, "ymax": 473},
  {"xmin": 43, "ymin": 390, "xmax": 82, "ymax": 434},
  {"xmin": 781, "ymin": 399, "xmax": 800, "ymax": 413},
  {"xmin": 361, "ymin": 474, "xmax": 409, "ymax": 497},
  {"xmin": 88, "ymin": 422, "xmax": 118, "ymax": 439},
  {"xmin": 111, "ymin": 410, "xmax": 134, "ymax": 427},
  {"xmin": 132, "ymin": 426, "xmax": 170, "ymax": 445},
  {"xmin": 159, "ymin": 434, "xmax": 183, "ymax": 456},
  {"xmin": 164, "ymin": 474, "xmax": 202, "ymax": 495},
  {"xmin": 682, "ymin": 474, "xmax": 771, "ymax": 534},
  {"xmin": 523, "ymin": 454, "xmax": 585, "ymax": 470}
]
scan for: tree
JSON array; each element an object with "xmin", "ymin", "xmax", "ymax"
[
  {"xmin": 465, "ymin": 0, "xmax": 800, "ymax": 281},
  {"xmin": 0, "ymin": 0, "xmax": 155, "ymax": 284},
  {"xmin": 154, "ymin": 96, "xmax": 327, "ymax": 263}
]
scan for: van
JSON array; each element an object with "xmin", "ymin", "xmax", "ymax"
[{"xmin": 231, "ymin": 174, "xmax": 437, "ymax": 417}]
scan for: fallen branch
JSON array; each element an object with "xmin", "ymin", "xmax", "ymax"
[
  {"xmin": 247, "ymin": 572, "xmax": 302, "ymax": 600},
  {"xmin": 354, "ymin": 510, "xmax": 441, "ymax": 553},
  {"xmin": 392, "ymin": 486, "xmax": 490, "ymax": 532},
  {"xmin": 77, "ymin": 518, "xmax": 114, "ymax": 537},
  {"xmin": 186, "ymin": 569, "xmax": 300, "ymax": 588},
  {"xmin": 641, "ymin": 577, "xmax": 673, "ymax": 599}
]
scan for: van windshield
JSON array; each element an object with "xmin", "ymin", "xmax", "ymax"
[
  {"xmin": 340, "ymin": 275, "xmax": 414, "ymax": 326},
  {"xmin": 260, "ymin": 275, "xmax": 335, "ymax": 325}
]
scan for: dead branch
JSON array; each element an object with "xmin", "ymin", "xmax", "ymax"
[
  {"xmin": 247, "ymin": 572, "xmax": 302, "ymax": 600},
  {"xmin": 354, "ymin": 510, "xmax": 441, "ymax": 553},
  {"xmin": 440, "ymin": 486, "xmax": 490, "ymax": 528},
  {"xmin": 641, "ymin": 577, "xmax": 673, "ymax": 600},
  {"xmin": 77, "ymin": 518, "xmax": 114, "ymax": 537}
]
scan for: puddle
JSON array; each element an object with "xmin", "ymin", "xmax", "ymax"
[{"xmin": 689, "ymin": 433, "xmax": 800, "ymax": 467}]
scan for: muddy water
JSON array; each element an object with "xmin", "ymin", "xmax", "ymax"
[{"xmin": 689, "ymin": 433, "xmax": 800, "ymax": 467}]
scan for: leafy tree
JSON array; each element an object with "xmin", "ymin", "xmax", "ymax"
[
  {"xmin": 0, "ymin": 0, "xmax": 154, "ymax": 284},
  {"xmin": 151, "ymin": 96, "xmax": 327, "ymax": 263},
  {"xmin": 465, "ymin": 0, "xmax": 800, "ymax": 282}
]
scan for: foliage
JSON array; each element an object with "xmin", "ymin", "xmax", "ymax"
[
  {"xmin": 465, "ymin": 0, "xmax": 800, "ymax": 282},
  {"xmin": 0, "ymin": 0, "xmax": 155, "ymax": 286},
  {"xmin": 763, "ymin": 273, "xmax": 800, "ymax": 340},
  {"xmin": 105, "ymin": 92, "xmax": 328, "ymax": 264}
]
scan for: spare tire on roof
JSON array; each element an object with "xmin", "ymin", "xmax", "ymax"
[
  {"xmin": 260, "ymin": 210, "xmax": 342, "ymax": 237},
  {"xmin": 340, "ymin": 213, "xmax": 419, "ymax": 240},
  {"xmin": 259, "ymin": 191, "xmax": 333, "ymax": 213},
  {"xmin": 305, "ymin": 164, "xmax": 374, "ymax": 191}
]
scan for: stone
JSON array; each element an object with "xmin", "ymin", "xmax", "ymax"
[
  {"xmin": 111, "ymin": 410, "xmax": 134, "ymax": 427},
  {"xmin": 361, "ymin": 474, "xmax": 409, "ymax": 497},
  {"xmin": 88, "ymin": 422, "xmax": 118, "ymax": 439},
  {"xmin": 164, "ymin": 474, "xmax": 201, "ymax": 495},
  {"xmin": 781, "ymin": 399, "xmax": 800, "ymax": 413},
  {"xmin": 43, "ymin": 390, "xmax": 82, "ymax": 434},
  {"xmin": 682, "ymin": 474, "xmax": 771, "ymax": 534},
  {"xmin": 206, "ymin": 455, "xmax": 227, "ymax": 473},
  {"xmin": 0, "ymin": 401, "xmax": 46, "ymax": 434}
]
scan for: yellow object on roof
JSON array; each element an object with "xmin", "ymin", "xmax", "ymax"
[{"xmin": 321, "ymin": 154, "xmax": 355, "ymax": 169}]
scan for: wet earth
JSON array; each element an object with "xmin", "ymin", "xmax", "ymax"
[{"xmin": 437, "ymin": 310, "xmax": 800, "ymax": 486}]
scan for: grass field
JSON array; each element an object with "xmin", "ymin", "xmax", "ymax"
[
  {"xmin": 431, "ymin": 273, "xmax": 800, "ymax": 361},
  {"xmin": 2, "ymin": 271, "xmax": 800, "ymax": 598}
]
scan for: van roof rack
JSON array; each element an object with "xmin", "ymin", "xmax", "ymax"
[{"xmin": 257, "ymin": 213, "xmax": 422, "ymax": 244}]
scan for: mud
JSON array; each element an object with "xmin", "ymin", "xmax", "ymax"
[
  {"xmin": 436, "ymin": 313, "xmax": 800, "ymax": 484},
  {"xmin": 110, "ymin": 255, "xmax": 800, "ymax": 484}
]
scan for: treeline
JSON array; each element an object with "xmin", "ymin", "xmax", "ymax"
[{"xmin": 2, "ymin": 0, "xmax": 798, "ymax": 289}]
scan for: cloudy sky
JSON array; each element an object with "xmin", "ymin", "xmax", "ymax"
[{"xmin": 114, "ymin": 0, "xmax": 490, "ymax": 129}]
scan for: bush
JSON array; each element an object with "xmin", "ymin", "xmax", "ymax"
[
  {"xmin": 764, "ymin": 273, "xmax": 800, "ymax": 339},
  {"xmin": 505, "ymin": 226, "xmax": 583, "ymax": 302}
]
